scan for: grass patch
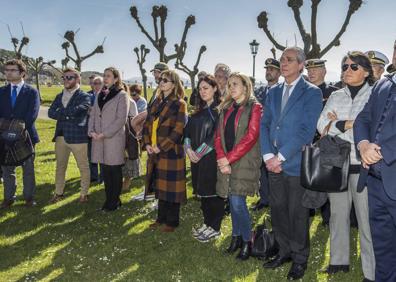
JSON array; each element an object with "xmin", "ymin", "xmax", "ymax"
[
  {"xmin": 0, "ymin": 119, "xmax": 365, "ymax": 281},
  {"xmin": 38, "ymin": 86, "xmax": 192, "ymax": 107}
]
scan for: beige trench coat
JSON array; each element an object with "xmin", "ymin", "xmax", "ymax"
[{"xmin": 88, "ymin": 91, "xmax": 129, "ymax": 165}]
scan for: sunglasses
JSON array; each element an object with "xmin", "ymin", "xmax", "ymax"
[
  {"xmin": 159, "ymin": 78, "xmax": 174, "ymax": 83},
  {"xmin": 342, "ymin": 63, "xmax": 359, "ymax": 72},
  {"xmin": 61, "ymin": 75, "xmax": 77, "ymax": 81},
  {"xmin": 93, "ymin": 82, "xmax": 102, "ymax": 85}
]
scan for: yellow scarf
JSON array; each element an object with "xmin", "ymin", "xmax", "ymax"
[{"xmin": 151, "ymin": 118, "xmax": 159, "ymax": 146}]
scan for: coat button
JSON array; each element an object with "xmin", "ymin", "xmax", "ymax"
[{"xmin": 276, "ymin": 126, "xmax": 280, "ymax": 130}]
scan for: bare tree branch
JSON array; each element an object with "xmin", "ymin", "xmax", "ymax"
[
  {"xmin": 319, "ymin": 0, "xmax": 363, "ymax": 57},
  {"xmin": 61, "ymin": 30, "xmax": 104, "ymax": 71},
  {"xmin": 288, "ymin": 0, "xmax": 311, "ymax": 53},
  {"xmin": 151, "ymin": 6, "xmax": 159, "ymax": 42},
  {"xmin": 257, "ymin": 12, "xmax": 286, "ymax": 50},
  {"xmin": 258, "ymin": 0, "xmax": 363, "ymax": 59},
  {"xmin": 130, "ymin": 6, "xmax": 158, "ymax": 51},
  {"xmin": 310, "ymin": 0, "xmax": 321, "ymax": 52},
  {"xmin": 130, "ymin": 5, "xmax": 199, "ymax": 64},
  {"xmin": 133, "ymin": 44, "xmax": 150, "ymax": 99}
]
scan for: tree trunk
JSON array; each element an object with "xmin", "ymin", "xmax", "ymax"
[
  {"xmin": 143, "ymin": 78, "xmax": 148, "ymax": 100},
  {"xmin": 189, "ymin": 74, "xmax": 196, "ymax": 91},
  {"xmin": 35, "ymin": 71, "xmax": 42, "ymax": 103}
]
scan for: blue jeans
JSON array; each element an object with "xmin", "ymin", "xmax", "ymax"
[{"xmin": 229, "ymin": 194, "xmax": 252, "ymax": 242}]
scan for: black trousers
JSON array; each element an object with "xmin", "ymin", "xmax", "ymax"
[
  {"xmin": 268, "ymin": 172, "xmax": 310, "ymax": 264},
  {"xmin": 201, "ymin": 196, "xmax": 225, "ymax": 231},
  {"xmin": 102, "ymin": 164, "xmax": 123, "ymax": 210},
  {"xmin": 157, "ymin": 199, "xmax": 181, "ymax": 227}
]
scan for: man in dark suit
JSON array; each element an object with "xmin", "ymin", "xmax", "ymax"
[
  {"xmin": 354, "ymin": 40, "xmax": 396, "ymax": 282},
  {"xmin": 0, "ymin": 59, "xmax": 40, "ymax": 208},
  {"xmin": 252, "ymin": 58, "xmax": 281, "ymax": 211},
  {"xmin": 261, "ymin": 47, "xmax": 322, "ymax": 280},
  {"xmin": 48, "ymin": 68, "xmax": 91, "ymax": 204}
]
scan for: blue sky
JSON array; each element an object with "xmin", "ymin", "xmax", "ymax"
[{"xmin": 1, "ymin": 0, "xmax": 395, "ymax": 82}]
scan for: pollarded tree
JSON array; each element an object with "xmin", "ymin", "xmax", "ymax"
[
  {"xmin": 61, "ymin": 30, "xmax": 105, "ymax": 71},
  {"xmin": 257, "ymin": 0, "xmax": 363, "ymax": 59},
  {"xmin": 175, "ymin": 42, "xmax": 206, "ymax": 90},
  {"xmin": 133, "ymin": 44, "xmax": 150, "ymax": 99},
  {"xmin": 130, "ymin": 5, "xmax": 207, "ymax": 88},
  {"xmin": 130, "ymin": 5, "xmax": 197, "ymax": 64},
  {"xmin": 27, "ymin": 57, "xmax": 61, "ymax": 95}
]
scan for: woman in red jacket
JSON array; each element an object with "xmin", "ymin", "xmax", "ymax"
[{"xmin": 215, "ymin": 72, "xmax": 262, "ymax": 260}]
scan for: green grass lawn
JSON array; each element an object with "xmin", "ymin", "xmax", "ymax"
[
  {"xmin": 0, "ymin": 119, "xmax": 365, "ymax": 281},
  {"xmin": 39, "ymin": 85, "xmax": 91, "ymax": 106},
  {"xmin": 39, "ymin": 86, "xmax": 192, "ymax": 107}
]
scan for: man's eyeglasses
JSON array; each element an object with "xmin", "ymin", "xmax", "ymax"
[
  {"xmin": 93, "ymin": 82, "xmax": 102, "ymax": 85},
  {"xmin": 159, "ymin": 78, "xmax": 174, "ymax": 84},
  {"xmin": 280, "ymin": 57, "xmax": 297, "ymax": 64},
  {"xmin": 342, "ymin": 63, "xmax": 359, "ymax": 72},
  {"xmin": 61, "ymin": 75, "xmax": 77, "ymax": 81},
  {"xmin": 4, "ymin": 68, "xmax": 20, "ymax": 73}
]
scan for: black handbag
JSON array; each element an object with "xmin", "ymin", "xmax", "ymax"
[
  {"xmin": 125, "ymin": 117, "xmax": 139, "ymax": 160},
  {"xmin": 251, "ymin": 222, "xmax": 279, "ymax": 260},
  {"xmin": 0, "ymin": 118, "xmax": 34, "ymax": 166},
  {"xmin": 300, "ymin": 122, "xmax": 351, "ymax": 193}
]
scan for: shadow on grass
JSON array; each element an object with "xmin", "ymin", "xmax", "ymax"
[{"xmin": 0, "ymin": 175, "xmax": 366, "ymax": 282}]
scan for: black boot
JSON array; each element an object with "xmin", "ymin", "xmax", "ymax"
[
  {"xmin": 225, "ymin": 236, "xmax": 242, "ymax": 254},
  {"xmin": 236, "ymin": 241, "xmax": 251, "ymax": 260}
]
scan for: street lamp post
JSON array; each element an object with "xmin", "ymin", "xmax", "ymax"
[{"xmin": 249, "ymin": 39, "xmax": 259, "ymax": 79}]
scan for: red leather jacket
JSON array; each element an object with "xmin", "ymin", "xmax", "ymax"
[{"xmin": 215, "ymin": 102, "xmax": 262, "ymax": 164}]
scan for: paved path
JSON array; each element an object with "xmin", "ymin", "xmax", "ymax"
[{"xmin": 38, "ymin": 105, "xmax": 50, "ymax": 120}]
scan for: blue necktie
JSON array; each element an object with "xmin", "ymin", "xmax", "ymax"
[{"xmin": 11, "ymin": 85, "xmax": 18, "ymax": 108}]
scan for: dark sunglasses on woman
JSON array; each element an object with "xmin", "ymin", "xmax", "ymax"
[
  {"xmin": 158, "ymin": 78, "xmax": 174, "ymax": 84},
  {"xmin": 342, "ymin": 63, "xmax": 359, "ymax": 72}
]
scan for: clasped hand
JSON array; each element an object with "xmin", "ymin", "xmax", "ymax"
[
  {"xmin": 265, "ymin": 156, "xmax": 282, "ymax": 173},
  {"xmin": 217, "ymin": 157, "xmax": 231, "ymax": 175},
  {"xmin": 89, "ymin": 132, "xmax": 104, "ymax": 140},
  {"xmin": 359, "ymin": 141, "xmax": 383, "ymax": 169},
  {"xmin": 146, "ymin": 144, "xmax": 160, "ymax": 154}
]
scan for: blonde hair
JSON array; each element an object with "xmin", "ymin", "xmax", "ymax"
[
  {"xmin": 218, "ymin": 72, "xmax": 253, "ymax": 111},
  {"xmin": 157, "ymin": 70, "xmax": 185, "ymax": 99}
]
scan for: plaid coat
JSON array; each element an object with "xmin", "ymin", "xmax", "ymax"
[
  {"xmin": 48, "ymin": 89, "xmax": 91, "ymax": 144},
  {"xmin": 143, "ymin": 93, "xmax": 187, "ymax": 203}
]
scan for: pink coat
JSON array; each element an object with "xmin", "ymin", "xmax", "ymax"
[{"xmin": 88, "ymin": 91, "xmax": 129, "ymax": 165}]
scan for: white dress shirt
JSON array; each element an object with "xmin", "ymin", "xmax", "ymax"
[{"xmin": 10, "ymin": 80, "xmax": 25, "ymax": 97}]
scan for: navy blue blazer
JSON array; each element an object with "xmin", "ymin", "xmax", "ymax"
[
  {"xmin": 354, "ymin": 74, "xmax": 396, "ymax": 199},
  {"xmin": 0, "ymin": 83, "xmax": 40, "ymax": 144},
  {"xmin": 48, "ymin": 89, "xmax": 91, "ymax": 144},
  {"xmin": 260, "ymin": 77, "xmax": 323, "ymax": 176}
]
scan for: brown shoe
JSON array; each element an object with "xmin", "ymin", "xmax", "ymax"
[
  {"xmin": 25, "ymin": 200, "xmax": 37, "ymax": 207},
  {"xmin": 0, "ymin": 199, "xmax": 14, "ymax": 209},
  {"xmin": 160, "ymin": 225, "xmax": 176, "ymax": 233},
  {"xmin": 50, "ymin": 194, "xmax": 64, "ymax": 204},
  {"xmin": 79, "ymin": 195, "xmax": 88, "ymax": 203},
  {"xmin": 149, "ymin": 221, "xmax": 162, "ymax": 229}
]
